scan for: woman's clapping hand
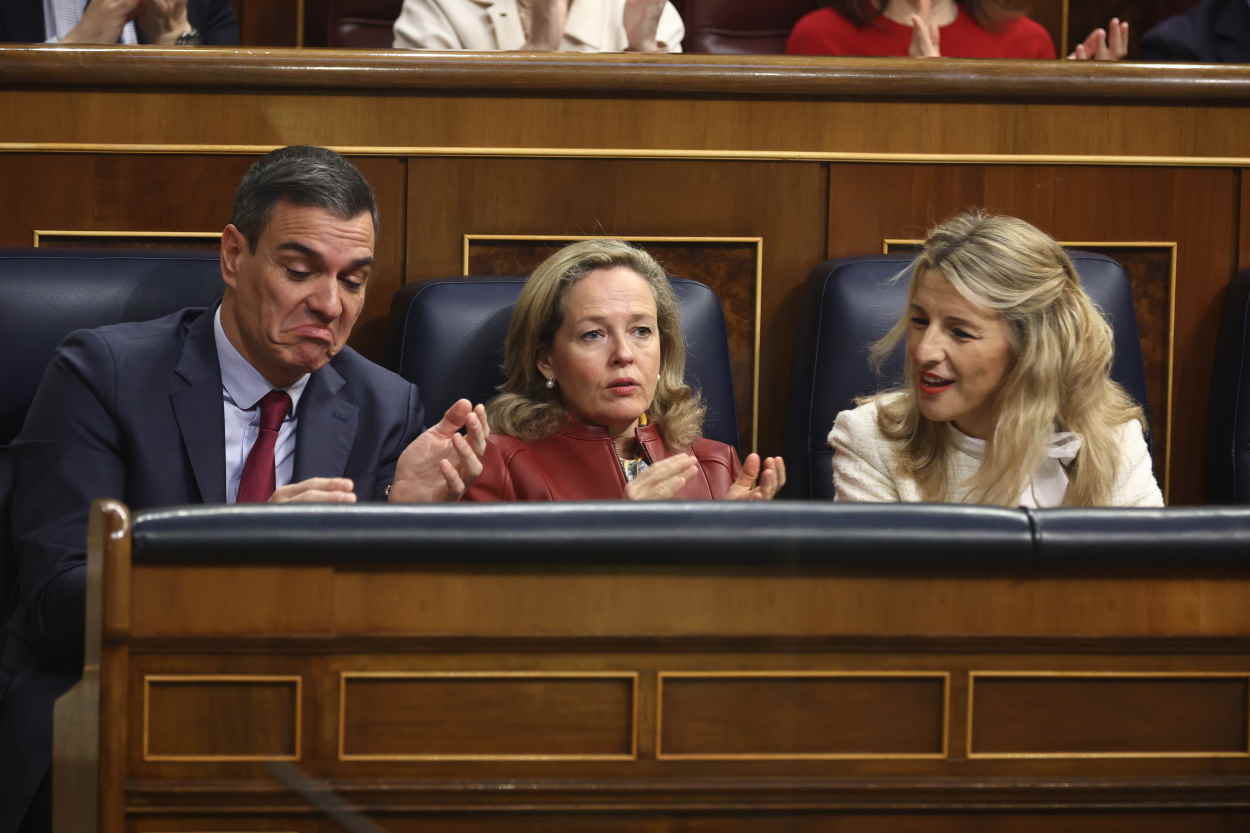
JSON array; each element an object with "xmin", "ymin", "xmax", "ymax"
[{"xmin": 725, "ymin": 454, "xmax": 786, "ymax": 501}]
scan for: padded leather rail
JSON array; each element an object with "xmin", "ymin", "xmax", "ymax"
[
  {"xmin": 131, "ymin": 502, "xmax": 1031, "ymax": 566},
  {"xmin": 1029, "ymin": 506, "xmax": 1250, "ymax": 565}
]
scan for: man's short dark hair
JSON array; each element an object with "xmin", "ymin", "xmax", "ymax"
[{"xmin": 231, "ymin": 146, "xmax": 379, "ymax": 251}]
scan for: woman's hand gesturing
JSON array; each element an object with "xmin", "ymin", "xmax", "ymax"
[
  {"xmin": 725, "ymin": 453, "xmax": 786, "ymax": 501},
  {"xmin": 624, "ymin": 454, "xmax": 698, "ymax": 500}
]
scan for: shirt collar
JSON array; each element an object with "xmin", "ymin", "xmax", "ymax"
[{"xmin": 214, "ymin": 306, "xmax": 310, "ymax": 413}]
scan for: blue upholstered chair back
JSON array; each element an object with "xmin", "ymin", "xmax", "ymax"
[
  {"xmin": 390, "ymin": 278, "xmax": 739, "ymax": 448},
  {"xmin": 0, "ymin": 248, "xmax": 223, "ymax": 447},
  {"xmin": 788, "ymin": 252, "xmax": 1149, "ymax": 500},
  {"xmin": 0, "ymin": 247, "xmax": 221, "ymax": 645}
]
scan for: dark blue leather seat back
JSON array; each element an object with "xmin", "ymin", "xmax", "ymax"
[
  {"xmin": 788, "ymin": 252, "xmax": 1148, "ymax": 499},
  {"xmin": 390, "ymin": 278, "xmax": 739, "ymax": 448},
  {"xmin": 0, "ymin": 248, "xmax": 223, "ymax": 446},
  {"xmin": 0, "ymin": 247, "xmax": 221, "ymax": 674}
]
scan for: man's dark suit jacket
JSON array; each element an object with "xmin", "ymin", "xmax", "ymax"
[
  {"xmin": 0, "ymin": 307, "xmax": 423, "ymax": 831},
  {"xmin": 0, "ymin": 0, "xmax": 240, "ymax": 43},
  {"xmin": 1140, "ymin": 0, "xmax": 1250, "ymax": 62}
]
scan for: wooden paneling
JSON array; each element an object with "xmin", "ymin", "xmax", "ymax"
[
  {"xmin": 970, "ymin": 673, "xmax": 1250, "ymax": 757},
  {"xmin": 122, "ymin": 811, "xmax": 1250, "ymax": 833},
  {"xmin": 340, "ymin": 672, "xmax": 636, "ymax": 759},
  {"xmin": 13, "ymin": 48, "xmax": 1250, "ymax": 102},
  {"xmin": 658, "ymin": 672, "xmax": 947, "ymax": 758},
  {"xmin": 132, "ymin": 566, "xmax": 335, "ymax": 637},
  {"xmin": 234, "ymin": 0, "xmax": 300, "ymax": 46},
  {"xmin": 144, "ymin": 675, "xmax": 300, "ymax": 760},
  {"xmin": 12, "ymin": 87, "xmax": 1250, "ymax": 159},
  {"xmin": 67, "ymin": 495, "xmax": 1250, "ymax": 830},
  {"xmin": 327, "ymin": 568, "xmax": 1250, "ymax": 639},
  {"xmin": 1241, "ymin": 170, "xmax": 1250, "ymax": 273},
  {"xmin": 0, "ymin": 152, "xmax": 405, "ymax": 360}
]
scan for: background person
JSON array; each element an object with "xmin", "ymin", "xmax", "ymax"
[
  {"xmin": 828, "ymin": 211, "xmax": 1163, "ymax": 507},
  {"xmin": 1140, "ymin": 0, "xmax": 1250, "ymax": 63},
  {"xmin": 465, "ymin": 239, "xmax": 783, "ymax": 501},
  {"xmin": 0, "ymin": 0, "xmax": 239, "ymax": 45},
  {"xmin": 786, "ymin": 0, "xmax": 1127, "ymax": 60},
  {"xmin": 393, "ymin": 0, "xmax": 683, "ymax": 52}
]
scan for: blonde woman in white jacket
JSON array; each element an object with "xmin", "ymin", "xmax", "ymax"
[{"xmin": 829, "ymin": 211, "xmax": 1163, "ymax": 508}]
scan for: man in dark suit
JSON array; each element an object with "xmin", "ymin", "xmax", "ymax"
[
  {"xmin": 0, "ymin": 145, "xmax": 490, "ymax": 833},
  {"xmin": 1141, "ymin": 0, "xmax": 1250, "ymax": 62},
  {"xmin": 0, "ymin": 0, "xmax": 238, "ymax": 45}
]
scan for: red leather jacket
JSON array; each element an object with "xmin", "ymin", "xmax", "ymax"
[{"xmin": 465, "ymin": 418, "xmax": 741, "ymax": 501}]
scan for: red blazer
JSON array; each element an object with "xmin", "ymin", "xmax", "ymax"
[{"xmin": 465, "ymin": 419, "xmax": 741, "ymax": 501}]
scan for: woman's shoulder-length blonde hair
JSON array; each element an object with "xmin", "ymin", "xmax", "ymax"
[
  {"xmin": 487, "ymin": 239, "xmax": 706, "ymax": 449},
  {"xmin": 870, "ymin": 210, "xmax": 1145, "ymax": 506}
]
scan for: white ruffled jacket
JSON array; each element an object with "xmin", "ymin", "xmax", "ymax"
[{"xmin": 828, "ymin": 396, "xmax": 1164, "ymax": 507}]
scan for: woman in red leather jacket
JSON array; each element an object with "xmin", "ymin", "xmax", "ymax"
[{"xmin": 464, "ymin": 239, "xmax": 784, "ymax": 501}]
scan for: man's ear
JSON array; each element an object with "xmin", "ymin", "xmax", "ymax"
[{"xmin": 219, "ymin": 224, "xmax": 246, "ymax": 290}]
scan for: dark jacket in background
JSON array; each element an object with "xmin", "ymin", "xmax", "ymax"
[
  {"xmin": 0, "ymin": 0, "xmax": 240, "ymax": 44},
  {"xmin": 1140, "ymin": 0, "xmax": 1250, "ymax": 62}
]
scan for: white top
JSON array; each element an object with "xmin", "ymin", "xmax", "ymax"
[
  {"xmin": 828, "ymin": 395, "xmax": 1164, "ymax": 507},
  {"xmin": 43, "ymin": 0, "xmax": 137, "ymax": 43},
  {"xmin": 393, "ymin": 0, "xmax": 684, "ymax": 52},
  {"xmin": 214, "ymin": 307, "xmax": 309, "ymax": 503}
]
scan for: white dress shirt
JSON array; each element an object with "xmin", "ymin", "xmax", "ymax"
[
  {"xmin": 214, "ymin": 307, "xmax": 309, "ymax": 503},
  {"xmin": 43, "ymin": 0, "xmax": 138, "ymax": 43}
]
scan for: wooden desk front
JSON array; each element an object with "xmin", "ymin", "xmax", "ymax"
[{"xmin": 54, "ymin": 500, "xmax": 1250, "ymax": 832}]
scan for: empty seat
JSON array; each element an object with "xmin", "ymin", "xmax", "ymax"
[{"xmin": 677, "ymin": 0, "xmax": 820, "ymax": 53}]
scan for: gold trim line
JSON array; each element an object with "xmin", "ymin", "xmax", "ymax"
[{"xmin": 8, "ymin": 143, "xmax": 1250, "ymax": 168}]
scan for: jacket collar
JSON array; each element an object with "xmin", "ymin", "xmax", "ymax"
[
  {"xmin": 292, "ymin": 356, "xmax": 358, "ymax": 483},
  {"xmin": 556, "ymin": 415, "xmax": 668, "ymax": 461},
  {"xmin": 171, "ymin": 307, "xmax": 227, "ymax": 503}
]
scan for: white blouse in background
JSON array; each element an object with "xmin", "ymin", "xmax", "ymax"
[{"xmin": 393, "ymin": 0, "xmax": 685, "ymax": 52}]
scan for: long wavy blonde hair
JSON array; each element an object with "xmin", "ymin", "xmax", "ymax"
[
  {"xmin": 488, "ymin": 239, "xmax": 706, "ymax": 449},
  {"xmin": 870, "ymin": 211, "xmax": 1145, "ymax": 506}
]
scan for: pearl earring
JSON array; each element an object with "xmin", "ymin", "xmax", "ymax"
[{"xmin": 545, "ymin": 377, "xmax": 555, "ymax": 390}]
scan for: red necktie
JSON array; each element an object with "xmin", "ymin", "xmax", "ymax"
[{"xmin": 236, "ymin": 390, "xmax": 292, "ymax": 503}]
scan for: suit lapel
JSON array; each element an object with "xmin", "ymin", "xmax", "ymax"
[
  {"xmin": 171, "ymin": 310, "xmax": 227, "ymax": 503},
  {"xmin": 293, "ymin": 361, "xmax": 358, "ymax": 482}
]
